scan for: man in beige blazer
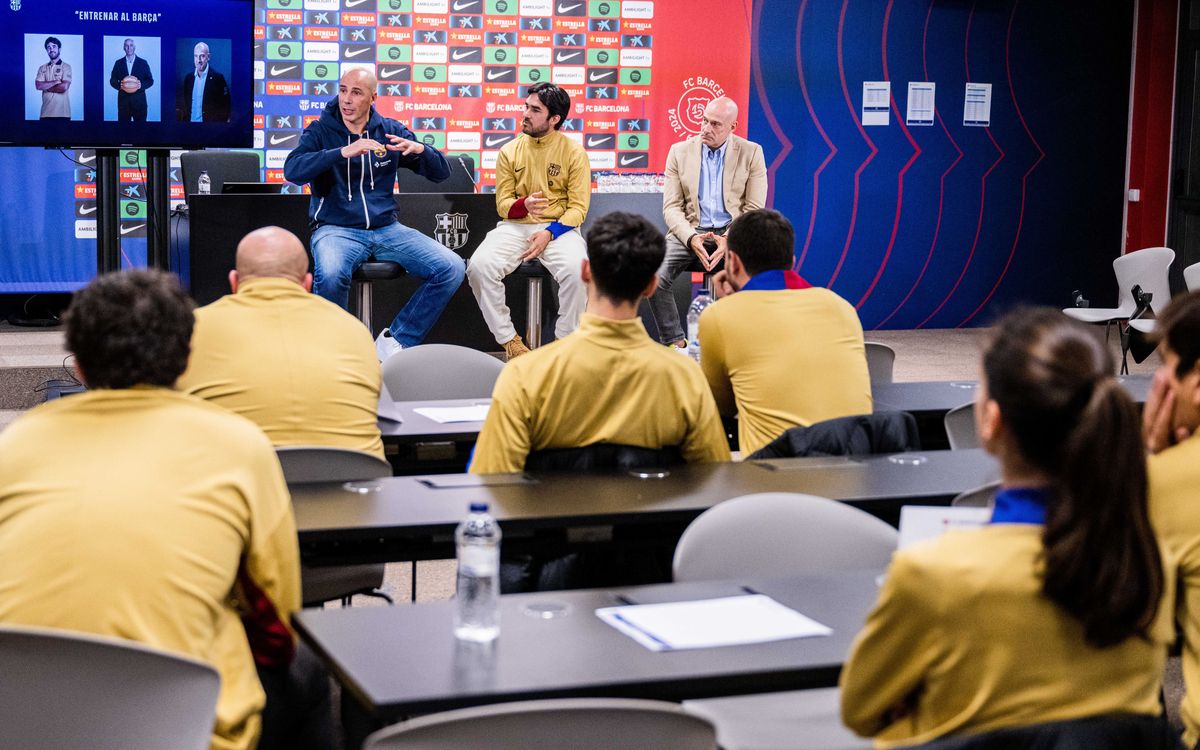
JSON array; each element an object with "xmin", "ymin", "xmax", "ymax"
[{"xmin": 648, "ymin": 96, "xmax": 768, "ymax": 346}]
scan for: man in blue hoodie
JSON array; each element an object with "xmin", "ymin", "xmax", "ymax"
[{"xmin": 283, "ymin": 68, "xmax": 465, "ymax": 361}]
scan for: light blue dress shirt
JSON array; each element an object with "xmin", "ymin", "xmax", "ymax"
[
  {"xmin": 698, "ymin": 138, "xmax": 732, "ymax": 229},
  {"xmin": 190, "ymin": 69, "xmax": 208, "ymax": 122}
]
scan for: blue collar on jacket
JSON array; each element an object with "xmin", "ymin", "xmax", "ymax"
[
  {"xmin": 740, "ymin": 269, "xmax": 812, "ymax": 292},
  {"xmin": 990, "ymin": 486, "xmax": 1050, "ymax": 525}
]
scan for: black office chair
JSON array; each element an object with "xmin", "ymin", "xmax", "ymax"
[
  {"xmin": 749, "ymin": 411, "xmax": 920, "ymax": 460},
  {"xmin": 396, "ymin": 154, "xmax": 476, "ymax": 194},
  {"xmin": 909, "ymin": 714, "xmax": 1182, "ymax": 750},
  {"xmin": 179, "ymin": 150, "xmax": 261, "ymax": 199}
]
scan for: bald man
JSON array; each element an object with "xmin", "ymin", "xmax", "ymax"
[
  {"xmin": 284, "ymin": 68, "xmax": 464, "ymax": 362},
  {"xmin": 175, "ymin": 41, "xmax": 231, "ymax": 122},
  {"xmin": 178, "ymin": 226, "xmax": 385, "ymax": 459},
  {"xmin": 648, "ymin": 96, "xmax": 767, "ymax": 347}
]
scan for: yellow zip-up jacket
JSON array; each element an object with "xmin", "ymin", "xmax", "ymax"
[{"xmin": 494, "ymin": 129, "xmax": 591, "ymax": 228}]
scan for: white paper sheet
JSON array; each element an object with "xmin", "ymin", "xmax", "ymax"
[
  {"xmin": 412, "ymin": 404, "xmax": 491, "ymax": 423},
  {"xmin": 862, "ymin": 81, "xmax": 891, "ymax": 126},
  {"xmin": 595, "ymin": 594, "xmax": 832, "ymax": 652},
  {"xmin": 897, "ymin": 505, "xmax": 990, "ymax": 550},
  {"xmin": 906, "ymin": 82, "xmax": 936, "ymax": 126},
  {"xmin": 964, "ymin": 82, "xmax": 992, "ymax": 127}
]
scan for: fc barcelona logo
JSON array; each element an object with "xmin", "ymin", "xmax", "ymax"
[
  {"xmin": 435, "ymin": 212, "xmax": 469, "ymax": 251},
  {"xmin": 547, "ymin": 163, "xmax": 561, "ymax": 177}
]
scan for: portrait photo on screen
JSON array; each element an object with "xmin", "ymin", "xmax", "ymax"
[
  {"xmin": 104, "ymin": 35, "xmax": 161, "ymax": 123},
  {"xmin": 175, "ymin": 38, "xmax": 232, "ymax": 123},
  {"xmin": 24, "ymin": 34, "xmax": 83, "ymax": 122}
]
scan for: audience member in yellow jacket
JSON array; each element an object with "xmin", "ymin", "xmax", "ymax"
[
  {"xmin": 178, "ymin": 225, "xmax": 384, "ymax": 460},
  {"xmin": 466, "ymin": 82, "xmax": 592, "ymax": 360},
  {"xmin": 699, "ymin": 209, "xmax": 871, "ymax": 455},
  {"xmin": 1144, "ymin": 291, "xmax": 1200, "ymax": 749},
  {"xmin": 842, "ymin": 308, "xmax": 1171, "ymax": 748},
  {"xmin": 0, "ymin": 270, "xmax": 301, "ymax": 750},
  {"xmin": 471, "ymin": 211, "xmax": 730, "ymax": 474}
]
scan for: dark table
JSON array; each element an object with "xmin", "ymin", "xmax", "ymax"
[
  {"xmin": 378, "ymin": 398, "xmax": 490, "ymax": 474},
  {"xmin": 294, "ymin": 571, "xmax": 882, "ymax": 722},
  {"xmin": 294, "ymin": 449, "xmax": 998, "ymax": 566}
]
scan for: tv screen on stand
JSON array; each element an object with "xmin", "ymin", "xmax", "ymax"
[{"xmin": 0, "ymin": 0, "xmax": 253, "ymax": 149}]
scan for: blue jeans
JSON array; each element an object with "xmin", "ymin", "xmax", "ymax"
[{"xmin": 311, "ymin": 222, "xmax": 465, "ymax": 348}]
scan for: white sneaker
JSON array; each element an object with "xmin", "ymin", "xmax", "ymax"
[{"xmin": 375, "ymin": 330, "xmax": 402, "ymax": 362}]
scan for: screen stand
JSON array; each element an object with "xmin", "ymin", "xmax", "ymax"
[
  {"xmin": 146, "ymin": 150, "xmax": 171, "ymax": 270},
  {"xmin": 95, "ymin": 149, "xmax": 121, "ymax": 275}
]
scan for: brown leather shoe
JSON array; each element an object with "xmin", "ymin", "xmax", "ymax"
[{"xmin": 503, "ymin": 335, "xmax": 531, "ymax": 361}]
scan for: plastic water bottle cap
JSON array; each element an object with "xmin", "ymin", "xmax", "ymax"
[{"xmin": 469, "ymin": 502, "xmax": 488, "ymax": 513}]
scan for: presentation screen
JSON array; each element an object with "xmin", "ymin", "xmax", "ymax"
[{"xmin": 0, "ymin": 0, "xmax": 254, "ymax": 148}]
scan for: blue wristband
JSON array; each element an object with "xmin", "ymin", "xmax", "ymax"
[{"xmin": 545, "ymin": 221, "xmax": 573, "ymax": 240}]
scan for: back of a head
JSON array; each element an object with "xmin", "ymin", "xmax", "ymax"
[
  {"xmin": 64, "ymin": 269, "xmax": 194, "ymax": 390},
  {"xmin": 983, "ymin": 307, "xmax": 1161, "ymax": 648},
  {"xmin": 1155, "ymin": 290, "xmax": 1200, "ymax": 376},
  {"xmin": 725, "ymin": 209, "xmax": 795, "ymax": 276},
  {"xmin": 585, "ymin": 212, "xmax": 665, "ymax": 303},
  {"xmin": 235, "ymin": 226, "xmax": 309, "ymax": 284}
]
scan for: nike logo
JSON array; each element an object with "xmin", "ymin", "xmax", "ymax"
[
  {"xmin": 619, "ymin": 155, "xmax": 647, "ymax": 166},
  {"xmin": 557, "ymin": 1, "xmax": 582, "ymax": 11},
  {"xmin": 451, "ymin": 49, "xmax": 479, "ymax": 61},
  {"xmin": 485, "ymin": 135, "xmax": 512, "ymax": 147},
  {"xmin": 78, "ymin": 206, "xmax": 97, "ymax": 215},
  {"xmin": 379, "ymin": 66, "xmax": 409, "ymax": 78},
  {"xmin": 586, "ymin": 136, "xmax": 613, "ymax": 147},
  {"xmin": 269, "ymin": 65, "xmax": 298, "ymax": 75},
  {"xmin": 344, "ymin": 47, "xmax": 371, "ymax": 58},
  {"xmin": 554, "ymin": 51, "xmax": 581, "ymax": 62},
  {"xmin": 513, "ymin": 166, "xmax": 525, "ymax": 172},
  {"xmin": 119, "ymin": 223, "xmax": 146, "ymax": 235},
  {"xmin": 452, "ymin": 0, "xmax": 479, "ymax": 8},
  {"xmin": 269, "ymin": 134, "xmax": 298, "ymax": 145},
  {"xmin": 78, "ymin": 153, "xmax": 96, "ymax": 164},
  {"xmin": 486, "ymin": 69, "xmax": 513, "ymax": 81},
  {"xmin": 344, "ymin": 0, "xmax": 369, "ymax": 6},
  {"xmin": 588, "ymin": 70, "xmax": 615, "ymax": 82}
]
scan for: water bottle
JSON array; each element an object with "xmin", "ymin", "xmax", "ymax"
[
  {"xmin": 197, "ymin": 170, "xmax": 211, "ymax": 195},
  {"xmin": 454, "ymin": 502, "xmax": 501, "ymax": 642},
  {"xmin": 686, "ymin": 292, "xmax": 712, "ymax": 362}
]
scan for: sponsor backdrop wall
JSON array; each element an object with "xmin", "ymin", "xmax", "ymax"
[{"xmin": 0, "ymin": 0, "xmax": 1137, "ymax": 333}]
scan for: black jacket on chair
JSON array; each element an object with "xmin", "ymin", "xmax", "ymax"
[
  {"xmin": 748, "ymin": 411, "xmax": 920, "ymax": 459},
  {"xmin": 907, "ymin": 714, "xmax": 1183, "ymax": 750}
]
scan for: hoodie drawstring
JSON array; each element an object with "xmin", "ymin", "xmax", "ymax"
[{"xmin": 345, "ymin": 135, "xmax": 352, "ymax": 201}]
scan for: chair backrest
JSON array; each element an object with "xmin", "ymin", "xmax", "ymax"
[
  {"xmin": 1185, "ymin": 261, "xmax": 1200, "ymax": 292},
  {"xmin": 276, "ymin": 446, "xmax": 393, "ymax": 484},
  {"xmin": 381, "ymin": 343, "xmax": 504, "ymax": 401},
  {"xmin": 0, "ymin": 624, "xmax": 220, "ymax": 750},
  {"xmin": 951, "ymin": 481, "xmax": 1000, "ymax": 508},
  {"xmin": 864, "ymin": 342, "xmax": 896, "ymax": 385},
  {"xmin": 179, "ymin": 150, "xmax": 261, "ymax": 198},
  {"xmin": 672, "ymin": 492, "xmax": 898, "ymax": 583},
  {"xmin": 525, "ymin": 443, "xmax": 683, "ymax": 472},
  {"xmin": 1114, "ymin": 246, "xmax": 1175, "ymax": 315},
  {"xmin": 909, "ymin": 712, "xmax": 1183, "ymax": 750},
  {"xmin": 362, "ymin": 698, "xmax": 717, "ymax": 750},
  {"xmin": 396, "ymin": 154, "xmax": 476, "ymax": 194},
  {"xmin": 943, "ymin": 402, "xmax": 979, "ymax": 450}
]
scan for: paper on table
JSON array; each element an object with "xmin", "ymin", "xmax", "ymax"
[
  {"xmin": 897, "ymin": 505, "xmax": 990, "ymax": 550},
  {"xmin": 413, "ymin": 404, "xmax": 490, "ymax": 423},
  {"xmin": 596, "ymin": 594, "xmax": 832, "ymax": 652}
]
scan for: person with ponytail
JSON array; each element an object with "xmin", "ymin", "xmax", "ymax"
[{"xmin": 840, "ymin": 308, "xmax": 1174, "ymax": 747}]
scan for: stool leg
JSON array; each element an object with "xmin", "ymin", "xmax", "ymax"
[
  {"xmin": 703, "ymin": 273, "xmax": 717, "ymax": 299},
  {"xmin": 356, "ymin": 282, "xmax": 373, "ymax": 332},
  {"xmin": 526, "ymin": 277, "xmax": 543, "ymax": 348}
]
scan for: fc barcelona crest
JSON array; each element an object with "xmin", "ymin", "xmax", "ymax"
[{"xmin": 435, "ymin": 212, "xmax": 469, "ymax": 251}]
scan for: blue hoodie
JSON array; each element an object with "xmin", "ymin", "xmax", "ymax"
[{"xmin": 283, "ymin": 98, "xmax": 450, "ymax": 229}]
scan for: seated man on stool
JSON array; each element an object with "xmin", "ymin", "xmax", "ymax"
[
  {"xmin": 647, "ymin": 95, "xmax": 766, "ymax": 347},
  {"xmin": 467, "ymin": 82, "xmax": 591, "ymax": 360},
  {"xmin": 178, "ymin": 225, "xmax": 384, "ymax": 460},
  {"xmin": 471, "ymin": 211, "xmax": 730, "ymax": 473},
  {"xmin": 0, "ymin": 269, "xmax": 301, "ymax": 750},
  {"xmin": 283, "ymin": 67, "xmax": 465, "ymax": 362},
  {"xmin": 700, "ymin": 209, "xmax": 872, "ymax": 455}
]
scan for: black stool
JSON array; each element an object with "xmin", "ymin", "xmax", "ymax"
[
  {"xmin": 511, "ymin": 261, "xmax": 551, "ymax": 349},
  {"xmin": 351, "ymin": 261, "xmax": 406, "ymax": 332}
]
